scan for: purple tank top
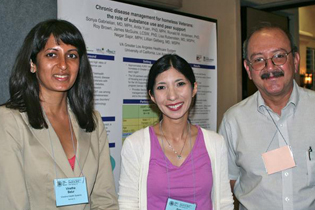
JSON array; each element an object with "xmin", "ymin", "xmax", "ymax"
[{"xmin": 147, "ymin": 126, "xmax": 213, "ymax": 210}]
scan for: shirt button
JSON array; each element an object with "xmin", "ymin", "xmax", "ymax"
[
  {"xmin": 285, "ymin": 172, "xmax": 289, "ymax": 176},
  {"xmin": 280, "ymin": 124, "xmax": 283, "ymax": 127},
  {"xmin": 285, "ymin": 197, "xmax": 290, "ymax": 202}
]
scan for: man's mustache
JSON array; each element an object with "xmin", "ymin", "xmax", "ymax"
[{"xmin": 261, "ymin": 70, "xmax": 284, "ymax": 80}]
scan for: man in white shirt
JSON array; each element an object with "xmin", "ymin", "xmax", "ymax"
[{"xmin": 219, "ymin": 23, "xmax": 315, "ymax": 209}]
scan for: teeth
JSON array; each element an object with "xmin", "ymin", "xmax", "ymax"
[
  {"xmin": 169, "ymin": 103, "xmax": 182, "ymax": 109},
  {"xmin": 54, "ymin": 75, "xmax": 68, "ymax": 78}
]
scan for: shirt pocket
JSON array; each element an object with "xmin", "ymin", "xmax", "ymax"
[{"xmin": 306, "ymin": 151, "xmax": 315, "ymax": 186}]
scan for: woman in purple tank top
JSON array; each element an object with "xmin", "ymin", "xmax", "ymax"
[{"xmin": 119, "ymin": 54, "xmax": 233, "ymax": 210}]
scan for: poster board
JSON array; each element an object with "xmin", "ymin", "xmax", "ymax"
[{"xmin": 58, "ymin": 0, "xmax": 217, "ymax": 188}]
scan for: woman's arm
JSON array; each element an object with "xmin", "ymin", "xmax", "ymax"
[
  {"xmin": 90, "ymin": 112, "xmax": 119, "ymax": 210},
  {"xmin": 118, "ymin": 136, "xmax": 142, "ymax": 210},
  {"xmin": 0, "ymin": 108, "xmax": 29, "ymax": 209},
  {"xmin": 218, "ymin": 136, "xmax": 234, "ymax": 210}
]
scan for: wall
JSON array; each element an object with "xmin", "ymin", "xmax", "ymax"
[
  {"xmin": 299, "ymin": 5, "xmax": 315, "ymax": 77},
  {"xmin": 0, "ymin": 0, "xmax": 57, "ymax": 104},
  {"xmin": 285, "ymin": 8, "xmax": 300, "ymax": 84},
  {"xmin": 299, "ymin": 5, "xmax": 315, "ymax": 37},
  {"xmin": 0, "ymin": 0, "xmax": 242, "ymax": 129},
  {"xmin": 180, "ymin": 0, "xmax": 242, "ymax": 127}
]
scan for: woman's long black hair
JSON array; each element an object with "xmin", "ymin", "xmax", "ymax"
[{"xmin": 4, "ymin": 19, "xmax": 96, "ymax": 132}]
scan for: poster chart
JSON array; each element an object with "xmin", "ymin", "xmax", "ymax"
[{"xmin": 58, "ymin": 0, "xmax": 217, "ymax": 188}]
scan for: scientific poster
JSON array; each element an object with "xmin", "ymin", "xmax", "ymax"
[{"xmin": 58, "ymin": 0, "xmax": 217, "ymax": 188}]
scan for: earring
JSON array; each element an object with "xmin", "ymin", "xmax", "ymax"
[{"xmin": 30, "ymin": 60, "xmax": 36, "ymax": 73}]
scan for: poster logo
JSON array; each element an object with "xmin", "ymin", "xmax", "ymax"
[
  {"xmin": 196, "ymin": 54, "xmax": 202, "ymax": 62},
  {"xmin": 203, "ymin": 56, "xmax": 214, "ymax": 62},
  {"xmin": 196, "ymin": 55, "xmax": 214, "ymax": 63},
  {"xmin": 106, "ymin": 49, "xmax": 116, "ymax": 54},
  {"xmin": 96, "ymin": 48, "xmax": 105, "ymax": 53}
]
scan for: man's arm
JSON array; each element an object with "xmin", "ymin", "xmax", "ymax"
[{"xmin": 219, "ymin": 116, "xmax": 240, "ymax": 209}]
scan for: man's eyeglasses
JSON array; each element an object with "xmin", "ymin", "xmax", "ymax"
[{"xmin": 247, "ymin": 50, "xmax": 293, "ymax": 71}]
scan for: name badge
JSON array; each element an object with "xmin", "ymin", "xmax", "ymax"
[
  {"xmin": 54, "ymin": 177, "xmax": 89, "ymax": 207},
  {"xmin": 165, "ymin": 198, "xmax": 196, "ymax": 210},
  {"xmin": 262, "ymin": 145, "xmax": 296, "ymax": 175}
]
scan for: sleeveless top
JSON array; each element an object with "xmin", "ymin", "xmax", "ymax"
[{"xmin": 147, "ymin": 126, "xmax": 213, "ymax": 209}]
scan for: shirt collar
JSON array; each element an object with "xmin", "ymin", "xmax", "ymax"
[{"xmin": 257, "ymin": 80, "xmax": 299, "ymax": 113}]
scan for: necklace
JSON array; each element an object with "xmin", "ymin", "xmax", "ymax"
[
  {"xmin": 159, "ymin": 120, "xmax": 189, "ymax": 159},
  {"xmin": 160, "ymin": 120, "xmax": 196, "ymax": 202}
]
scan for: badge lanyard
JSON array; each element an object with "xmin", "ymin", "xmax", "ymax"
[
  {"xmin": 45, "ymin": 108, "xmax": 88, "ymax": 206},
  {"xmin": 159, "ymin": 120, "xmax": 197, "ymax": 208},
  {"xmin": 264, "ymin": 107, "xmax": 289, "ymax": 151},
  {"xmin": 261, "ymin": 107, "xmax": 296, "ymax": 175}
]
